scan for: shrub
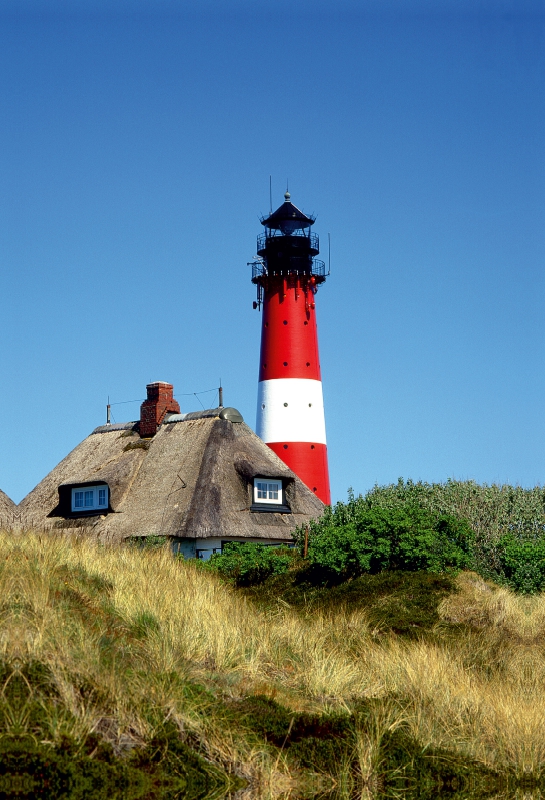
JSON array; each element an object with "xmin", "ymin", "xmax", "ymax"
[
  {"xmin": 498, "ymin": 535, "xmax": 545, "ymax": 594},
  {"xmin": 297, "ymin": 495, "xmax": 474, "ymax": 580},
  {"xmin": 206, "ymin": 542, "xmax": 294, "ymax": 586},
  {"xmin": 361, "ymin": 478, "xmax": 545, "ymax": 581},
  {"xmin": 299, "ymin": 480, "xmax": 545, "ymax": 592}
]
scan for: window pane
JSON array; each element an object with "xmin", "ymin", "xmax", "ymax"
[
  {"xmin": 268, "ymin": 484, "xmax": 279, "ymax": 500},
  {"xmin": 98, "ymin": 489, "xmax": 106, "ymax": 506},
  {"xmin": 84, "ymin": 491, "xmax": 94, "ymax": 507},
  {"xmin": 256, "ymin": 482, "xmax": 267, "ymax": 499},
  {"xmin": 74, "ymin": 491, "xmax": 84, "ymax": 508}
]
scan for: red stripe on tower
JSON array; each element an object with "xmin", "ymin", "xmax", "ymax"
[{"xmin": 251, "ymin": 192, "xmax": 331, "ymax": 505}]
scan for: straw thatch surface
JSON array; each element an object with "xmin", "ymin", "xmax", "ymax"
[
  {"xmin": 0, "ymin": 489, "xmax": 15, "ymax": 529},
  {"xmin": 17, "ymin": 410, "xmax": 323, "ymax": 543}
]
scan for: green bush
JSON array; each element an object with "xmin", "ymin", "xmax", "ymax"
[
  {"xmin": 298, "ymin": 480, "xmax": 545, "ymax": 592},
  {"xmin": 206, "ymin": 542, "xmax": 293, "ymax": 587},
  {"xmin": 297, "ymin": 494, "xmax": 474, "ymax": 580},
  {"xmin": 360, "ymin": 478, "xmax": 545, "ymax": 582},
  {"xmin": 497, "ymin": 534, "xmax": 545, "ymax": 593}
]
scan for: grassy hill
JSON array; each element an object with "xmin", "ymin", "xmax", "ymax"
[{"xmin": 0, "ymin": 531, "xmax": 543, "ymax": 799}]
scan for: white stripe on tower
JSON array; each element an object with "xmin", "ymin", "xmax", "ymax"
[{"xmin": 256, "ymin": 378, "xmax": 326, "ymax": 444}]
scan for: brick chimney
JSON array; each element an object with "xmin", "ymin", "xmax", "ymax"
[{"xmin": 139, "ymin": 382, "xmax": 180, "ymax": 437}]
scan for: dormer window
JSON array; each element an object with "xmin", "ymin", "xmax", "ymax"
[
  {"xmin": 71, "ymin": 485, "xmax": 109, "ymax": 513},
  {"xmin": 250, "ymin": 477, "xmax": 291, "ymax": 513},
  {"xmin": 254, "ymin": 479, "xmax": 282, "ymax": 505}
]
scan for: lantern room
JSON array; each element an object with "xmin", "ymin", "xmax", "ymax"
[{"xmin": 254, "ymin": 192, "xmax": 325, "ymax": 282}]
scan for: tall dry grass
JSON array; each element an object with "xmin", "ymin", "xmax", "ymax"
[{"xmin": 0, "ymin": 531, "xmax": 544, "ymax": 787}]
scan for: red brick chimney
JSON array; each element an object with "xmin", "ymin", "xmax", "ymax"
[{"xmin": 139, "ymin": 382, "xmax": 180, "ymax": 437}]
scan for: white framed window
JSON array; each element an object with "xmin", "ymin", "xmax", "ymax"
[
  {"xmin": 253, "ymin": 479, "xmax": 283, "ymax": 505},
  {"xmin": 71, "ymin": 485, "xmax": 109, "ymax": 513}
]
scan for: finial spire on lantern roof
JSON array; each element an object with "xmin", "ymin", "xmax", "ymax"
[{"xmin": 260, "ymin": 192, "xmax": 315, "ymax": 232}]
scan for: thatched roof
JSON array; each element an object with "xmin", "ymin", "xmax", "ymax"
[
  {"xmin": 0, "ymin": 489, "xmax": 15, "ymax": 529},
  {"xmin": 18, "ymin": 408, "xmax": 324, "ymax": 543}
]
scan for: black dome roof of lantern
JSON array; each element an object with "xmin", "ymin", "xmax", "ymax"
[{"xmin": 260, "ymin": 192, "xmax": 315, "ymax": 231}]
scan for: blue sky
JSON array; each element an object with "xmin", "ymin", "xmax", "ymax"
[{"xmin": 0, "ymin": 0, "xmax": 543, "ymax": 504}]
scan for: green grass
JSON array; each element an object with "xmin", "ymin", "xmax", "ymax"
[
  {"xmin": 1, "ymin": 532, "xmax": 544, "ymax": 799},
  {"xmin": 242, "ymin": 568, "xmax": 457, "ymax": 639}
]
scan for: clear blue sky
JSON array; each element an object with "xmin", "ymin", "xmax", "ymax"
[{"xmin": 0, "ymin": 0, "xmax": 543, "ymax": 504}]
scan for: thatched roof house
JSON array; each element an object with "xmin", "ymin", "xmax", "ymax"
[
  {"xmin": 18, "ymin": 382, "xmax": 323, "ymax": 557},
  {"xmin": 0, "ymin": 490, "xmax": 15, "ymax": 529}
]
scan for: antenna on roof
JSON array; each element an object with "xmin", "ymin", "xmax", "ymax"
[
  {"xmin": 106, "ymin": 396, "xmax": 111, "ymax": 425},
  {"xmin": 269, "ymin": 175, "xmax": 272, "ymax": 214},
  {"xmin": 219, "ymin": 382, "xmax": 224, "ymax": 408}
]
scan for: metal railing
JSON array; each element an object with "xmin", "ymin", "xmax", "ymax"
[
  {"xmin": 251, "ymin": 258, "xmax": 327, "ymax": 281},
  {"xmin": 251, "ymin": 261, "xmax": 266, "ymax": 280},
  {"xmin": 256, "ymin": 231, "xmax": 319, "ymax": 253},
  {"xmin": 309, "ymin": 259, "xmax": 327, "ymax": 277}
]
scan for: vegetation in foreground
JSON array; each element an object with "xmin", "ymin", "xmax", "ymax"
[{"xmin": 0, "ymin": 530, "xmax": 544, "ymax": 799}]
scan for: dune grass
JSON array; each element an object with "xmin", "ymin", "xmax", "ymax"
[{"xmin": 0, "ymin": 531, "xmax": 543, "ymax": 797}]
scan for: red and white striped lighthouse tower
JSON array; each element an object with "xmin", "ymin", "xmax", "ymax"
[{"xmin": 251, "ymin": 192, "xmax": 331, "ymax": 505}]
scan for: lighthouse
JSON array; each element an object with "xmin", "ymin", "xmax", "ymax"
[{"xmin": 251, "ymin": 192, "xmax": 331, "ymax": 505}]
